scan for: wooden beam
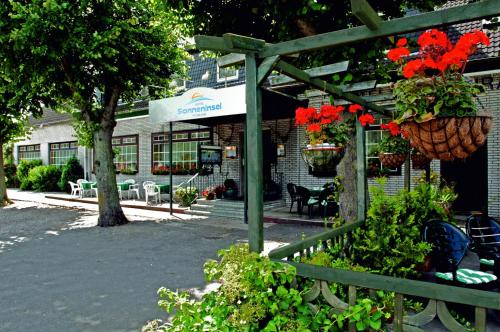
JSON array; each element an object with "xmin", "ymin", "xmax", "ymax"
[
  {"xmin": 351, "ymin": 0, "xmax": 382, "ymax": 30},
  {"xmin": 194, "ymin": 35, "xmax": 250, "ymax": 53},
  {"xmin": 356, "ymin": 120, "xmax": 367, "ymax": 223},
  {"xmin": 270, "ymin": 61, "xmax": 349, "ymax": 86},
  {"xmin": 257, "ymin": 55, "xmax": 280, "ymax": 85},
  {"xmin": 223, "ymin": 33, "xmax": 266, "ymax": 51},
  {"xmin": 260, "ymin": 0, "xmax": 500, "ymax": 57},
  {"xmin": 245, "ymin": 54, "xmax": 264, "ymax": 253},
  {"xmin": 217, "ymin": 53, "xmax": 246, "ymax": 68},
  {"xmin": 274, "ymin": 60, "xmax": 390, "ymax": 115}
]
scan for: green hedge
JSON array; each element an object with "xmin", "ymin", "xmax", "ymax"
[
  {"xmin": 27, "ymin": 165, "xmax": 62, "ymax": 192},
  {"xmin": 18, "ymin": 160, "xmax": 43, "ymax": 190},
  {"xmin": 4, "ymin": 163, "xmax": 19, "ymax": 188},
  {"xmin": 58, "ymin": 156, "xmax": 84, "ymax": 192}
]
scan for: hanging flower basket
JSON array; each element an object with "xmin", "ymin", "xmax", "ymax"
[
  {"xmin": 301, "ymin": 145, "xmax": 345, "ymax": 172},
  {"xmin": 378, "ymin": 153, "xmax": 406, "ymax": 169},
  {"xmin": 411, "ymin": 152, "xmax": 432, "ymax": 170},
  {"xmin": 402, "ymin": 114, "xmax": 492, "ymax": 161}
]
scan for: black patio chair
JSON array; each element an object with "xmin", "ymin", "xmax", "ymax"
[
  {"xmin": 318, "ymin": 187, "xmax": 338, "ymax": 218},
  {"xmin": 286, "ymin": 183, "xmax": 299, "ymax": 213},
  {"xmin": 423, "ymin": 220, "xmax": 497, "ymax": 289},
  {"xmin": 295, "ymin": 186, "xmax": 319, "ymax": 218},
  {"xmin": 465, "ymin": 215, "xmax": 500, "ymax": 276}
]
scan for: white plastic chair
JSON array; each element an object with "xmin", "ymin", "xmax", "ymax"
[
  {"xmin": 124, "ymin": 179, "xmax": 140, "ymax": 200},
  {"xmin": 91, "ymin": 183, "xmax": 98, "ymax": 198},
  {"xmin": 77, "ymin": 179, "xmax": 91, "ymax": 197},
  {"xmin": 144, "ymin": 183, "xmax": 160, "ymax": 205},
  {"xmin": 69, "ymin": 181, "xmax": 82, "ymax": 198}
]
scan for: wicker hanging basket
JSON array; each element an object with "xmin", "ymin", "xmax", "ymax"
[
  {"xmin": 401, "ymin": 115, "xmax": 492, "ymax": 161},
  {"xmin": 301, "ymin": 145, "xmax": 345, "ymax": 172},
  {"xmin": 411, "ymin": 153, "xmax": 431, "ymax": 170},
  {"xmin": 378, "ymin": 153, "xmax": 406, "ymax": 168}
]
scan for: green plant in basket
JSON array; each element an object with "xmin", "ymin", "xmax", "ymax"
[
  {"xmin": 376, "ymin": 135, "xmax": 409, "ymax": 155},
  {"xmin": 388, "ymin": 30, "xmax": 490, "ymax": 123}
]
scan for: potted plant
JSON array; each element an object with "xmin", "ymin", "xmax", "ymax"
[
  {"xmin": 152, "ymin": 165, "xmax": 169, "ymax": 175},
  {"xmin": 411, "ymin": 149, "xmax": 431, "ymax": 170},
  {"xmin": 388, "ymin": 29, "xmax": 492, "ymax": 161},
  {"xmin": 295, "ymin": 104, "xmax": 373, "ymax": 172},
  {"xmin": 223, "ymin": 179, "xmax": 238, "ymax": 199},
  {"xmin": 377, "ymin": 121, "xmax": 410, "ymax": 169},
  {"xmin": 119, "ymin": 167, "xmax": 138, "ymax": 175},
  {"xmin": 214, "ymin": 185, "xmax": 224, "ymax": 199},
  {"xmin": 202, "ymin": 186, "xmax": 216, "ymax": 200}
]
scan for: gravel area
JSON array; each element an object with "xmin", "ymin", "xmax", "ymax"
[{"xmin": 0, "ymin": 201, "xmax": 323, "ymax": 332}]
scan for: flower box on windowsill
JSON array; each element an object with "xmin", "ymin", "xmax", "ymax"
[{"xmin": 118, "ymin": 169, "xmax": 138, "ymax": 175}]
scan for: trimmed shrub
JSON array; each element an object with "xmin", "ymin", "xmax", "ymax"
[
  {"xmin": 28, "ymin": 165, "xmax": 62, "ymax": 192},
  {"xmin": 4, "ymin": 163, "xmax": 19, "ymax": 188},
  {"xmin": 18, "ymin": 159, "xmax": 43, "ymax": 190},
  {"xmin": 173, "ymin": 187, "xmax": 198, "ymax": 207},
  {"xmin": 58, "ymin": 156, "xmax": 84, "ymax": 192}
]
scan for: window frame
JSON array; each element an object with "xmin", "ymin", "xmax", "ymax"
[
  {"xmin": 112, "ymin": 134, "xmax": 139, "ymax": 174},
  {"xmin": 216, "ymin": 64, "xmax": 239, "ymax": 83},
  {"xmin": 17, "ymin": 144, "xmax": 41, "ymax": 163},
  {"xmin": 150, "ymin": 129, "xmax": 213, "ymax": 172},
  {"xmin": 49, "ymin": 141, "xmax": 78, "ymax": 166},
  {"xmin": 365, "ymin": 120, "xmax": 402, "ymax": 177}
]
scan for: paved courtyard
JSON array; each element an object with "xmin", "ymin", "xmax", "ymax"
[{"xmin": 0, "ymin": 199, "xmax": 323, "ymax": 332}]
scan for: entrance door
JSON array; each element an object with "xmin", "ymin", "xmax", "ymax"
[
  {"xmin": 441, "ymin": 144, "xmax": 488, "ymax": 214},
  {"xmin": 240, "ymin": 130, "xmax": 275, "ymax": 198}
]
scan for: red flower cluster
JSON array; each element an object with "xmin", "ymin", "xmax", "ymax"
[
  {"xmin": 358, "ymin": 113, "xmax": 374, "ymax": 127},
  {"xmin": 295, "ymin": 103, "xmax": 371, "ymax": 133},
  {"xmin": 388, "ymin": 29, "xmax": 490, "ymax": 78},
  {"xmin": 380, "ymin": 121, "xmax": 401, "ymax": 136}
]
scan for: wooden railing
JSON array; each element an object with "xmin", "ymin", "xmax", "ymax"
[{"xmin": 268, "ymin": 222, "xmax": 500, "ymax": 332}]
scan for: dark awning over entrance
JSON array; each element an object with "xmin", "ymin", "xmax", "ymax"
[{"xmin": 180, "ymin": 88, "xmax": 307, "ymax": 126}]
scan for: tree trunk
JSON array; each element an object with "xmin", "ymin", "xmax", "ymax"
[
  {"xmin": 94, "ymin": 123, "xmax": 128, "ymax": 226},
  {"xmin": 0, "ymin": 138, "xmax": 12, "ymax": 207},
  {"xmin": 337, "ymin": 133, "xmax": 357, "ymax": 223}
]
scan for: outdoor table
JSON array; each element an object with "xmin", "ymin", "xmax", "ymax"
[
  {"xmin": 309, "ymin": 186, "xmax": 323, "ymax": 197},
  {"xmin": 80, "ymin": 182, "xmax": 96, "ymax": 191},
  {"xmin": 156, "ymin": 184, "xmax": 170, "ymax": 194},
  {"xmin": 117, "ymin": 182, "xmax": 131, "ymax": 191}
]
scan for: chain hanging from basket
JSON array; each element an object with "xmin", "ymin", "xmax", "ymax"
[
  {"xmin": 295, "ymin": 103, "xmax": 374, "ymax": 172},
  {"xmin": 387, "ymin": 29, "xmax": 493, "ymax": 161}
]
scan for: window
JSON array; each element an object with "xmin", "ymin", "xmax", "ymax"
[
  {"xmin": 18, "ymin": 144, "xmax": 41, "ymax": 162},
  {"xmin": 151, "ymin": 130, "xmax": 211, "ymax": 173},
  {"xmin": 49, "ymin": 141, "xmax": 78, "ymax": 166},
  {"xmin": 112, "ymin": 135, "xmax": 138, "ymax": 173},
  {"xmin": 365, "ymin": 117, "xmax": 401, "ymax": 177},
  {"xmin": 216, "ymin": 65, "xmax": 239, "ymax": 82}
]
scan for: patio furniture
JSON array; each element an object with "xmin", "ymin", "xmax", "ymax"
[
  {"xmin": 77, "ymin": 179, "xmax": 92, "ymax": 197},
  {"xmin": 466, "ymin": 215, "xmax": 500, "ymax": 276},
  {"xmin": 68, "ymin": 181, "xmax": 82, "ymax": 198},
  {"xmin": 296, "ymin": 186, "xmax": 319, "ymax": 218},
  {"xmin": 423, "ymin": 220, "xmax": 497, "ymax": 288},
  {"xmin": 286, "ymin": 183, "xmax": 299, "ymax": 213},
  {"xmin": 318, "ymin": 187, "xmax": 338, "ymax": 218},
  {"xmin": 91, "ymin": 183, "xmax": 98, "ymax": 198},
  {"xmin": 124, "ymin": 179, "xmax": 140, "ymax": 200},
  {"xmin": 116, "ymin": 182, "xmax": 131, "ymax": 200},
  {"xmin": 144, "ymin": 183, "xmax": 160, "ymax": 205}
]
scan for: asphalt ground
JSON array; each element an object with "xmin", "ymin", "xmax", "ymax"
[{"xmin": 0, "ymin": 201, "xmax": 323, "ymax": 332}]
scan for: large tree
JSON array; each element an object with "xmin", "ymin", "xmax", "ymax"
[{"xmin": 3, "ymin": 0, "xmax": 191, "ymax": 225}]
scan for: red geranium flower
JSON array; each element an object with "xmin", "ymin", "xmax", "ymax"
[
  {"xmin": 403, "ymin": 59, "xmax": 424, "ymax": 78},
  {"xmin": 381, "ymin": 121, "xmax": 401, "ymax": 136},
  {"xmin": 418, "ymin": 29, "xmax": 452, "ymax": 51},
  {"xmin": 387, "ymin": 47, "xmax": 410, "ymax": 62},
  {"xmin": 358, "ymin": 113, "xmax": 375, "ymax": 127},
  {"xmin": 306, "ymin": 123, "xmax": 321, "ymax": 133},
  {"xmin": 396, "ymin": 38, "xmax": 407, "ymax": 47},
  {"xmin": 348, "ymin": 104, "xmax": 363, "ymax": 114}
]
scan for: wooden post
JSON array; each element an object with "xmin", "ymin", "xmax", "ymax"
[
  {"xmin": 169, "ymin": 122, "xmax": 173, "ymax": 215},
  {"xmin": 404, "ymin": 152, "xmax": 411, "ymax": 191},
  {"xmin": 245, "ymin": 53, "xmax": 264, "ymax": 252},
  {"xmin": 355, "ymin": 120, "xmax": 366, "ymax": 222}
]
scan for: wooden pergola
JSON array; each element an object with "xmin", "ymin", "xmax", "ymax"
[{"xmin": 195, "ymin": 0, "xmax": 500, "ymax": 253}]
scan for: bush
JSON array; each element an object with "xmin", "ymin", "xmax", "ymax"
[
  {"xmin": 349, "ymin": 177, "xmax": 455, "ymax": 278},
  {"xmin": 4, "ymin": 163, "xmax": 19, "ymax": 188},
  {"xmin": 18, "ymin": 159, "xmax": 43, "ymax": 190},
  {"xmin": 58, "ymin": 156, "xmax": 84, "ymax": 192},
  {"xmin": 28, "ymin": 165, "xmax": 62, "ymax": 192},
  {"xmin": 173, "ymin": 187, "xmax": 198, "ymax": 207}
]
